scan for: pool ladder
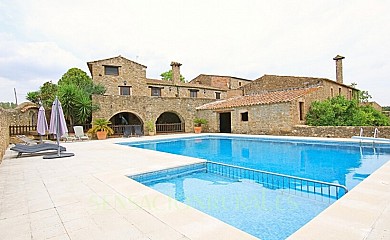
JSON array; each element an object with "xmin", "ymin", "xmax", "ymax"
[
  {"xmin": 206, "ymin": 161, "xmax": 348, "ymax": 201},
  {"xmin": 360, "ymin": 127, "xmax": 380, "ymax": 138}
]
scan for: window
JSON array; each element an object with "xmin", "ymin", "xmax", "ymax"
[
  {"xmin": 239, "ymin": 82, "xmax": 242, "ymax": 87},
  {"xmin": 189, "ymin": 90, "xmax": 198, "ymax": 98},
  {"xmin": 119, "ymin": 86, "xmax": 131, "ymax": 96},
  {"xmin": 348, "ymin": 89, "xmax": 352, "ymax": 100},
  {"xmin": 150, "ymin": 87, "xmax": 161, "ymax": 96},
  {"xmin": 299, "ymin": 102, "xmax": 304, "ymax": 121},
  {"xmin": 241, "ymin": 112, "xmax": 248, "ymax": 121},
  {"xmin": 104, "ymin": 66, "xmax": 119, "ymax": 75},
  {"xmin": 215, "ymin": 92, "xmax": 221, "ymax": 99},
  {"xmin": 330, "ymin": 88, "xmax": 334, "ymax": 97},
  {"xmin": 338, "ymin": 87, "xmax": 342, "ymax": 95}
]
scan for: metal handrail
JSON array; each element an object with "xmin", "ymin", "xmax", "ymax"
[{"xmin": 206, "ymin": 161, "xmax": 348, "ymax": 201}]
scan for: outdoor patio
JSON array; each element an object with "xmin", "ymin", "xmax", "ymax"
[{"xmin": 0, "ymin": 134, "xmax": 389, "ymax": 240}]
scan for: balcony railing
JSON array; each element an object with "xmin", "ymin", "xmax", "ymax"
[{"xmin": 156, "ymin": 123, "xmax": 184, "ymax": 133}]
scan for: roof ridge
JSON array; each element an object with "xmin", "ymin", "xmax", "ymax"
[{"xmin": 197, "ymin": 87, "xmax": 320, "ymax": 110}]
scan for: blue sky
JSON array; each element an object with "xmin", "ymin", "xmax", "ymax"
[{"xmin": 1, "ymin": 0, "xmax": 389, "ymax": 105}]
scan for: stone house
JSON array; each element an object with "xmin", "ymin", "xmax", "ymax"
[
  {"xmin": 195, "ymin": 56, "xmax": 358, "ymax": 134},
  {"xmin": 196, "ymin": 87, "xmax": 323, "ymax": 134},
  {"xmin": 89, "ymin": 55, "xmax": 358, "ymax": 135},
  {"xmin": 10, "ymin": 102, "xmax": 39, "ymax": 126},
  {"xmin": 88, "ymin": 56, "xmax": 232, "ymax": 134}
]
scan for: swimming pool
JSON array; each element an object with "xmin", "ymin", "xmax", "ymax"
[
  {"xmin": 130, "ymin": 163, "xmax": 331, "ymax": 240},
  {"xmin": 122, "ymin": 135, "xmax": 390, "ymax": 239},
  {"xmin": 122, "ymin": 135, "xmax": 390, "ymax": 190}
]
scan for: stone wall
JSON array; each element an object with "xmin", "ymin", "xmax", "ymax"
[
  {"xmin": 242, "ymin": 75, "xmax": 356, "ymax": 102},
  {"xmin": 0, "ymin": 108, "xmax": 11, "ymax": 161},
  {"xmin": 197, "ymin": 102, "xmax": 295, "ymax": 134},
  {"xmin": 285, "ymin": 125, "xmax": 390, "ymax": 139},
  {"xmin": 93, "ymin": 95, "xmax": 215, "ymax": 132},
  {"xmin": 243, "ymin": 75, "xmax": 322, "ymax": 94},
  {"xmin": 89, "ymin": 56, "xmax": 148, "ymax": 96},
  {"xmin": 146, "ymin": 81, "xmax": 227, "ymax": 99},
  {"xmin": 190, "ymin": 74, "xmax": 251, "ymax": 90}
]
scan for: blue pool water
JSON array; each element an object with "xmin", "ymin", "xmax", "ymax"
[
  {"xmin": 132, "ymin": 164, "xmax": 330, "ymax": 240},
  {"xmin": 123, "ymin": 136, "xmax": 390, "ymax": 190},
  {"xmin": 123, "ymin": 136, "xmax": 390, "ymax": 240}
]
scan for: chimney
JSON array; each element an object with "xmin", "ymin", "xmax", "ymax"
[
  {"xmin": 170, "ymin": 61, "xmax": 182, "ymax": 85},
  {"xmin": 333, "ymin": 55, "xmax": 345, "ymax": 84}
]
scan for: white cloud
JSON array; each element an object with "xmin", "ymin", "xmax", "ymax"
[
  {"xmin": 0, "ymin": 33, "xmax": 84, "ymax": 102},
  {"xmin": 1, "ymin": 0, "xmax": 390, "ymax": 105}
]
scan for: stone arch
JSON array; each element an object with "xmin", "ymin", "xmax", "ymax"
[
  {"xmin": 28, "ymin": 110, "xmax": 37, "ymax": 126},
  {"xmin": 109, "ymin": 111, "xmax": 144, "ymax": 136},
  {"xmin": 155, "ymin": 111, "xmax": 184, "ymax": 133},
  {"xmin": 109, "ymin": 111, "xmax": 143, "ymax": 125}
]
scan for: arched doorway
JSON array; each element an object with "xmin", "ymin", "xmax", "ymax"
[
  {"xmin": 109, "ymin": 112, "xmax": 143, "ymax": 136},
  {"xmin": 156, "ymin": 112, "xmax": 184, "ymax": 133}
]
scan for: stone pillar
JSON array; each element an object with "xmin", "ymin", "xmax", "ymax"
[
  {"xmin": 333, "ymin": 55, "xmax": 345, "ymax": 84},
  {"xmin": 170, "ymin": 61, "xmax": 182, "ymax": 85}
]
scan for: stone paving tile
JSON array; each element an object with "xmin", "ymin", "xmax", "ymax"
[
  {"xmin": 46, "ymin": 234, "xmax": 71, "ymax": 240},
  {"xmin": 0, "ymin": 214, "xmax": 31, "ymax": 240},
  {"xmin": 1, "ymin": 135, "xmax": 389, "ymax": 240}
]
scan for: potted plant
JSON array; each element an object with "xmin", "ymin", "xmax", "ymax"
[
  {"xmin": 88, "ymin": 118, "xmax": 114, "ymax": 140},
  {"xmin": 193, "ymin": 118, "xmax": 208, "ymax": 134},
  {"xmin": 145, "ymin": 120, "xmax": 155, "ymax": 136}
]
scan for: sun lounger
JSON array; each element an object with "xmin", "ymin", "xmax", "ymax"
[
  {"xmin": 61, "ymin": 133, "xmax": 76, "ymax": 142},
  {"xmin": 16, "ymin": 135, "xmax": 39, "ymax": 145},
  {"xmin": 10, "ymin": 143, "xmax": 66, "ymax": 158},
  {"xmin": 123, "ymin": 126, "xmax": 132, "ymax": 137},
  {"xmin": 73, "ymin": 126, "xmax": 89, "ymax": 141},
  {"xmin": 133, "ymin": 125, "xmax": 143, "ymax": 137}
]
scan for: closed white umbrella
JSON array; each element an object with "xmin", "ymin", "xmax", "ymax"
[
  {"xmin": 44, "ymin": 97, "xmax": 74, "ymax": 159},
  {"xmin": 36, "ymin": 105, "xmax": 48, "ymax": 143}
]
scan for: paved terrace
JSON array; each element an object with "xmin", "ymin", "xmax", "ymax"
[{"xmin": 0, "ymin": 134, "xmax": 389, "ymax": 240}]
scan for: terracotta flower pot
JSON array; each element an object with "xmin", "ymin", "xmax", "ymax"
[
  {"xmin": 194, "ymin": 126, "xmax": 202, "ymax": 134},
  {"xmin": 96, "ymin": 131, "xmax": 107, "ymax": 140}
]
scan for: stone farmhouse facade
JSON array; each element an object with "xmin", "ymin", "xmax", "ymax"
[
  {"xmin": 88, "ymin": 56, "xmax": 232, "ymax": 134},
  {"xmin": 89, "ymin": 55, "xmax": 358, "ymax": 135}
]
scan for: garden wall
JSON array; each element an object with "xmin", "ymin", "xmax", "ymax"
[
  {"xmin": 0, "ymin": 108, "xmax": 11, "ymax": 162},
  {"xmin": 286, "ymin": 125, "xmax": 390, "ymax": 139}
]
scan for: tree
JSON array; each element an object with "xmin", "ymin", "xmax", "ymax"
[
  {"xmin": 58, "ymin": 68, "xmax": 93, "ymax": 89},
  {"xmin": 25, "ymin": 68, "xmax": 105, "ymax": 125},
  {"xmin": 26, "ymin": 81, "xmax": 58, "ymax": 108},
  {"xmin": 0, "ymin": 102, "xmax": 17, "ymax": 109},
  {"xmin": 306, "ymin": 96, "xmax": 390, "ymax": 126},
  {"xmin": 357, "ymin": 90, "xmax": 372, "ymax": 103},
  {"xmin": 160, "ymin": 70, "xmax": 185, "ymax": 82},
  {"xmin": 57, "ymin": 69, "xmax": 105, "ymax": 125},
  {"xmin": 383, "ymin": 106, "xmax": 390, "ymax": 111}
]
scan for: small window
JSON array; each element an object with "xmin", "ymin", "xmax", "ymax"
[
  {"xmin": 330, "ymin": 88, "xmax": 334, "ymax": 97},
  {"xmin": 215, "ymin": 92, "xmax": 221, "ymax": 99},
  {"xmin": 348, "ymin": 89, "xmax": 352, "ymax": 100},
  {"xmin": 189, "ymin": 90, "xmax": 198, "ymax": 98},
  {"xmin": 104, "ymin": 66, "xmax": 119, "ymax": 76},
  {"xmin": 119, "ymin": 86, "xmax": 131, "ymax": 96},
  {"xmin": 338, "ymin": 87, "xmax": 342, "ymax": 95},
  {"xmin": 299, "ymin": 102, "xmax": 304, "ymax": 121},
  {"xmin": 151, "ymin": 87, "xmax": 161, "ymax": 96},
  {"xmin": 239, "ymin": 82, "xmax": 242, "ymax": 87},
  {"xmin": 241, "ymin": 112, "xmax": 248, "ymax": 121}
]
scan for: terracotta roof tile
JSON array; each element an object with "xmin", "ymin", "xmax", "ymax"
[{"xmin": 197, "ymin": 87, "xmax": 320, "ymax": 110}]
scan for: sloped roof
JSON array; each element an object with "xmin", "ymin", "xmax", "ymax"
[
  {"xmin": 15, "ymin": 102, "xmax": 38, "ymax": 112},
  {"xmin": 197, "ymin": 87, "xmax": 320, "ymax": 110},
  {"xmin": 252, "ymin": 74, "xmax": 356, "ymax": 90},
  {"xmin": 87, "ymin": 55, "xmax": 147, "ymax": 74},
  {"xmin": 190, "ymin": 74, "xmax": 253, "ymax": 82}
]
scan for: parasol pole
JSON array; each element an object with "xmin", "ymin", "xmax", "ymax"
[{"xmin": 55, "ymin": 97, "xmax": 61, "ymax": 156}]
